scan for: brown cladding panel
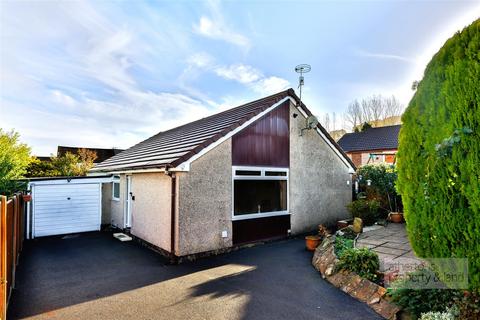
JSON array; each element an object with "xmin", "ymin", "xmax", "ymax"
[
  {"xmin": 232, "ymin": 215, "xmax": 290, "ymax": 245},
  {"xmin": 232, "ymin": 102, "xmax": 289, "ymax": 167}
]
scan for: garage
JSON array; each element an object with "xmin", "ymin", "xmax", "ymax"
[{"xmin": 27, "ymin": 176, "xmax": 112, "ymax": 238}]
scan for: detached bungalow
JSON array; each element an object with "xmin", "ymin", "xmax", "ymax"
[{"xmin": 92, "ymin": 89, "xmax": 355, "ymax": 258}]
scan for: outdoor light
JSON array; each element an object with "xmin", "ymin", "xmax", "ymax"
[{"xmin": 367, "ymin": 179, "xmax": 372, "ymax": 186}]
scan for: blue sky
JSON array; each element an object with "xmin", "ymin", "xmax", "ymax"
[{"xmin": 1, "ymin": 1, "xmax": 479, "ymax": 155}]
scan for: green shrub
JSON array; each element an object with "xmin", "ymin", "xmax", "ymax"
[
  {"xmin": 337, "ymin": 248, "xmax": 379, "ymax": 281},
  {"xmin": 357, "ymin": 164, "xmax": 401, "ymax": 213},
  {"xmin": 396, "ymin": 19, "xmax": 480, "ymax": 289},
  {"xmin": 388, "ymin": 269, "xmax": 457, "ymax": 318},
  {"xmin": 419, "ymin": 308, "xmax": 456, "ymax": 320},
  {"xmin": 0, "ymin": 129, "xmax": 31, "ymax": 196},
  {"xmin": 452, "ymin": 290, "xmax": 480, "ymax": 319},
  {"xmin": 334, "ymin": 236, "xmax": 354, "ymax": 258},
  {"xmin": 346, "ymin": 199, "xmax": 380, "ymax": 225}
]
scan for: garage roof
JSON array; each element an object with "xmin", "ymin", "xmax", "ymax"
[
  {"xmin": 92, "ymin": 89, "xmax": 355, "ymax": 172},
  {"xmin": 337, "ymin": 125, "xmax": 401, "ymax": 152}
]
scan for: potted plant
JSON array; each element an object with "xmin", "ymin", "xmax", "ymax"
[
  {"xmin": 386, "ymin": 186, "xmax": 403, "ymax": 222},
  {"xmin": 389, "ymin": 212, "xmax": 403, "ymax": 223},
  {"xmin": 305, "ymin": 224, "xmax": 329, "ymax": 251},
  {"xmin": 305, "ymin": 235, "xmax": 321, "ymax": 251}
]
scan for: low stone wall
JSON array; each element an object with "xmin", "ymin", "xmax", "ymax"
[{"xmin": 312, "ymin": 236, "xmax": 400, "ymax": 319}]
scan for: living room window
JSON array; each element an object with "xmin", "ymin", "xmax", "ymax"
[{"xmin": 232, "ymin": 166, "xmax": 288, "ymax": 220}]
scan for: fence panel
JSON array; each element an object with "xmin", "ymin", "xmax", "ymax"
[{"xmin": 1, "ymin": 194, "xmax": 25, "ymax": 320}]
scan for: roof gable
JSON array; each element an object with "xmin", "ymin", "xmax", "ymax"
[
  {"xmin": 93, "ymin": 89, "xmax": 355, "ymax": 172},
  {"xmin": 337, "ymin": 125, "xmax": 401, "ymax": 152}
]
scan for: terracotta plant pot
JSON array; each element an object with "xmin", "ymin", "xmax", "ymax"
[
  {"xmin": 22, "ymin": 194, "xmax": 32, "ymax": 202},
  {"xmin": 305, "ymin": 235, "xmax": 321, "ymax": 251},
  {"xmin": 389, "ymin": 212, "xmax": 404, "ymax": 223}
]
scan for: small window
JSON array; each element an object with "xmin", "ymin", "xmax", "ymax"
[
  {"xmin": 112, "ymin": 180, "xmax": 120, "ymax": 201},
  {"xmin": 265, "ymin": 171, "xmax": 287, "ymax": 176},
  {"xmin": 235, "ymin": 170, "xmax": 261, "ymax": 176}
]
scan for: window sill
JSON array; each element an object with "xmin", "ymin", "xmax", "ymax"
[
  {"xmin": 111, "ymin": 198, "xmax": 120, "ymax": 202},
  {"xmin": 232, "ymin": 211, "xmax": 290, "ymax": 221}
]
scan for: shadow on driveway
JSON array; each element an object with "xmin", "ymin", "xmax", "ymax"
[{"xmin": 9, "ymin": 232, "xmax": 381, "ymax": 320}]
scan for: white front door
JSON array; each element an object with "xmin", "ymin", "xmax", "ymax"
[{"xmin": 125, "ymin": 175, "xmax": 132, "ymax": 228}]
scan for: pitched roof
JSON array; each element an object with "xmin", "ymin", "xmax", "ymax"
[
  {"xmin": 93, "ymin": 88, "xmax": 354, "ymax": 172},
  {"xmin": 337, "ymin": 125, "xmax": 401, "ymax": 152}
]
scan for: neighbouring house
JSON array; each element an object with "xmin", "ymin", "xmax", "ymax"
[
  {"xmin": 337, "ymin": 125, "xmax": 401, "ymax": 167},
  {"xmin": 92, "ymin": 89, "xmax": 356, "ymax": 258}
]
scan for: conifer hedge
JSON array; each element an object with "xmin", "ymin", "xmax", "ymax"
[{"xmin": 397, "ymin": 19, "xmax": 480, "ymax": 289}]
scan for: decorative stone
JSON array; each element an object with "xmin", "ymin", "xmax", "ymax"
[
  {"xmin": 368, "ymin": 297, "xmax": 381, "ymax": 305},
  {"xmin": 371, "ymin": 299, "xmax": 401, "ymax": 319},
  {"xmin": 351, "ymin": 279, "xmax": 378, "ymax": 303},
  {"xmin": 376, "ymin": 286, "xmax": 387, "ymax": 297},
  {"xmin": 325, "ymin": 265, "xmax": 335, "ymax": 276},
  {"xmin": 328, "ymin": 271, "xmax": 349, "ymax": 288},
  {"xmin": 352, "ymin": 217, "xmax": 363, "ymax": 233},
  {"xmin": 341, "ymin": 273, "xmax": 363, "ymax": 294}
]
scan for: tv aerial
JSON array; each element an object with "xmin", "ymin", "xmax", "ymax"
[
  {"xmin": 295, "ymin": 64, "xmax": 318, "ymax": 136},
  {"xmin": 295, "ymin": 64, "xmax": 311, "ymax": 104}
]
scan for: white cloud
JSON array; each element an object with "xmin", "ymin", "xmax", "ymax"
[
  {"xmin": 194, "ymin": 17, "xmax": 250, "ymax": 49},
  {"xmin": 186, "ymin": 52, "xmax": 215, "ymax": 68},
  {"xmin": 252, "ymin": 76, "xmax": 290, "ymax": 95},
  {"xmin": 193, "ymin": 0, "xmax": 250, "ymax": 50},
  {"xmin": 214, "ymin": 64, "xmax": 263, "ymax": 84},
  {"xmin": 50, "ymin": 90, "xmax": 77, "ymax": 108},
  {"xmin": 214, "ymin": 63, "xmax": 290, "ymax": 95},
  {"xmin": 355, "ymin": 49, "xmax": 413, "ymax": 63}
]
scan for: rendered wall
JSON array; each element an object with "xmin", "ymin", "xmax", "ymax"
[
  {"xmin": 130, "ymin": 172, "xmax": 172, "ymax": 252},
  {"xmin": 177, "ymin": 139, "xmax": 232, "ymax": 256},
  {"xmin": 110, "ymin": 174, "xmax": 125, "ymax": 228},
  {"xmin": 101, "ymin": 183, "xmax": 112, "ymax": 225},
  {"xmin": 289, "ymin": 102, "xmax": 352, "ymax": 233}
]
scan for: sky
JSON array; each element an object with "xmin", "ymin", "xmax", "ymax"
[{"xmin": 1, "ymin": 1, "xmax": 479, "ymax": 156}]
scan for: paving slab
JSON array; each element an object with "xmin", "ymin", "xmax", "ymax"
[
  {"xmin": 357, "ymin": 223, "xmax": 424, "ymax": 275},
  {"xmin": 374, "ymin": 246, "xmax": 408, "ymax": 257}
]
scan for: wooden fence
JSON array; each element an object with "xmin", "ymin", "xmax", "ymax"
[{"xmin": 0, "ymin": 194, "xmax": 25, "ymax": 320}]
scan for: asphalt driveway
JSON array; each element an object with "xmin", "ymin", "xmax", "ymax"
[{"xmin": 9, "ymin": 232, "xmax": 381, "ymax": 320}]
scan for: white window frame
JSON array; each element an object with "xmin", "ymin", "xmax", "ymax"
[
  {"xmin": 112, "ymin": 176, "xmax": 120, "ymax": 201},
  {"xmin": 232, "ymin": 166, "xmax": 289, "ymax": 221}
]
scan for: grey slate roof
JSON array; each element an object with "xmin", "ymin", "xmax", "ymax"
[
  {"xmin": 337, "ymin": 125, "xmax": 401, "ymax": 152},
  {"xmin": 93, "ymin": 89, "xmax": 355, "ymax": 172}
]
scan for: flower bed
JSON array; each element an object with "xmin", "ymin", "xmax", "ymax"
[{"xmin": 312, "ymin": 235, "xmax": 400, "ymax": 319}]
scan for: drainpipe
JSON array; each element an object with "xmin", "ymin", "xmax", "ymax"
[{"xmin": 165, "ymin": 166, "xmax": 177, "ymax": 263}]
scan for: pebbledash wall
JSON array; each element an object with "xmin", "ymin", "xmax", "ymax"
[
  {"xmin": 176, "ymin": 139, "xmax": 232, "ymax": 256},
  {"xmin": 289, "ymin": 103, "xmax": 351, "ymax": 234},
  {"xmin": 103, "ymin": 100, "xmax": 352, "ymax": 257}
]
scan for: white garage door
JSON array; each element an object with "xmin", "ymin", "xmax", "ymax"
[{"xmin": 33, "ymin": 183, "xmax": 101, "ymax": 237}]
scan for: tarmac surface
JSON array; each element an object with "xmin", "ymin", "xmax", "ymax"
[{"xmin": 9, "ymin": 231, "xmax": 381, "ymax": 320}]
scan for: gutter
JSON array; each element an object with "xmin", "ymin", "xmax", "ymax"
[{"xmin": 165, "ymin": 166, "xmax": 178, "ymax": 263}]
